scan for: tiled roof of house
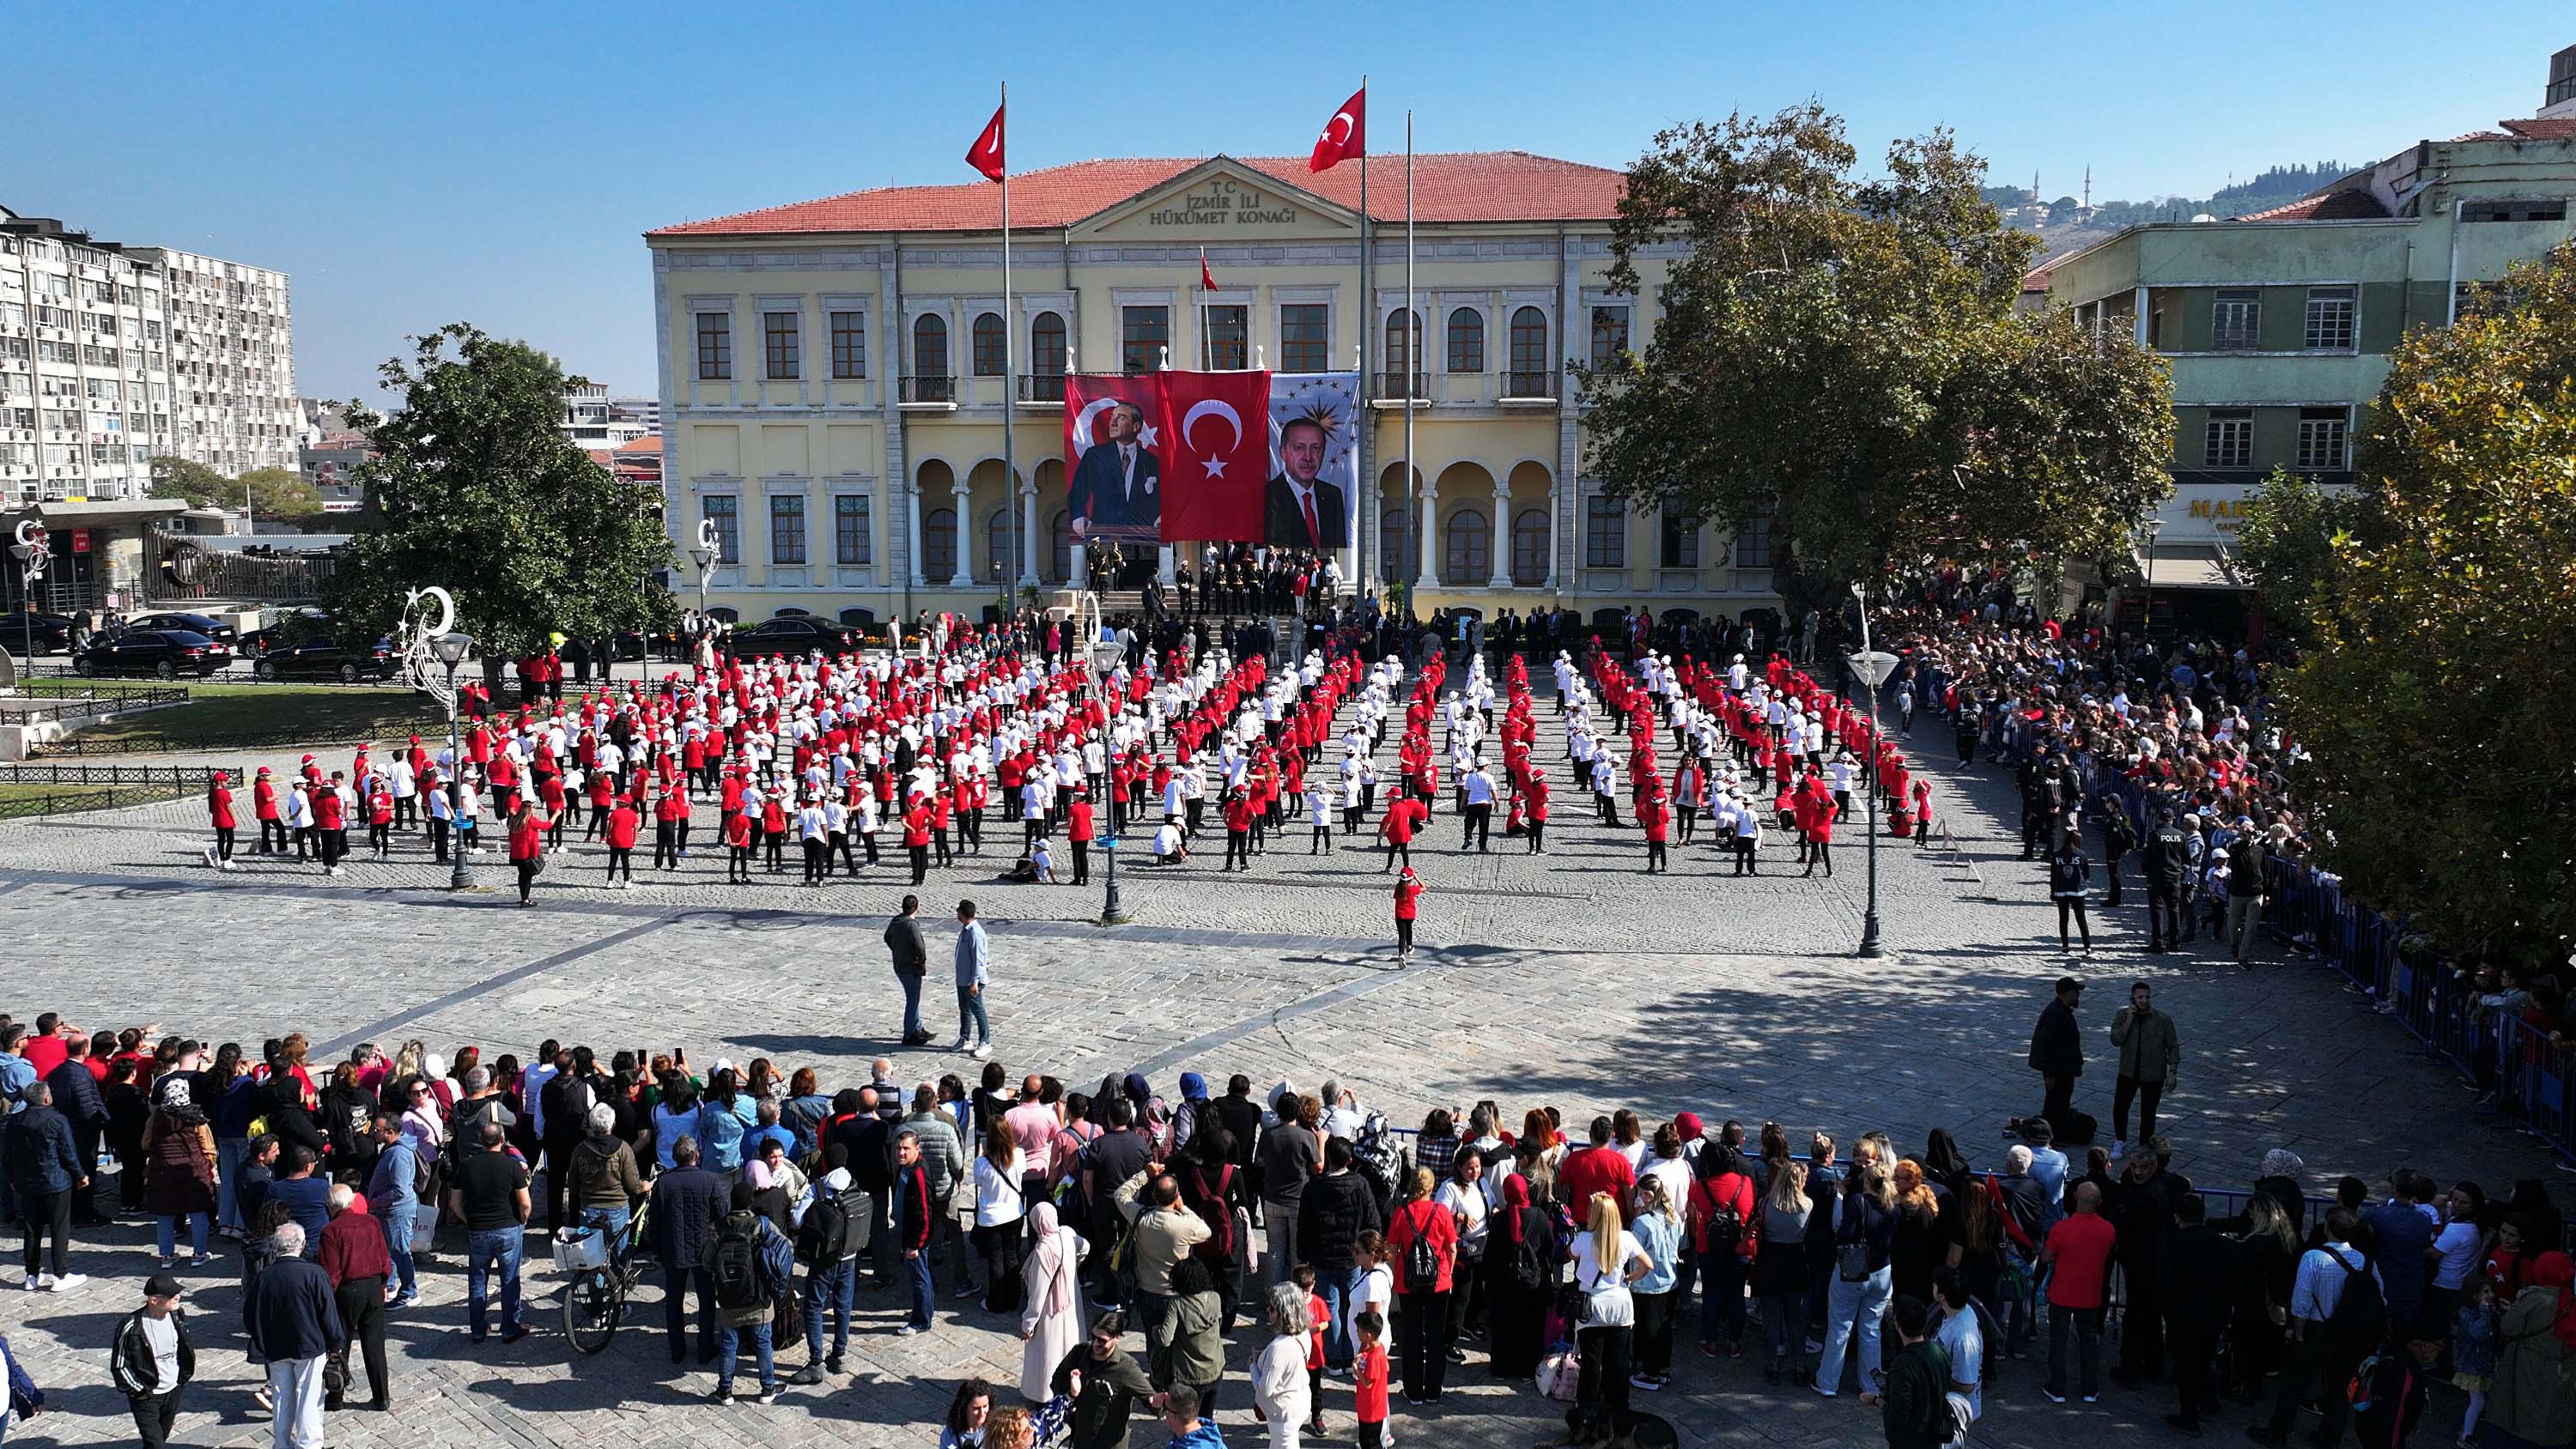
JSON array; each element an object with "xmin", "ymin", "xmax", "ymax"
[
  {"xmin": 2238, "ymin": 188, "xmax": 2390, "ymax": 221},
  {"xmin": 648, "ymin": 151, "xmax": 1626, "ymax": 237},
  {"xmin": 613, "ymin": 434, "xmax": 662, "ymax": 454},
  {"xmin": 2448, "ymin": 117, "xmax": 2576, "ymax": 142}
]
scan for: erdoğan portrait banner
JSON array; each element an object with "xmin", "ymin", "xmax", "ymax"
[{"xmin": 1062, "ymin": 370, "xmax": 1360, "ymax": 549}]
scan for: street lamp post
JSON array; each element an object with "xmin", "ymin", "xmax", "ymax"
[
  {"xmin": 1848, "ymin": 581, "xmax": 1899, "ymax": 960},
  {"xmin": 432, "ymin": 631, "xmax": 477, "ymax": 890},
  {"xmin": 1081, "ymin": 595, "xmax": 1133, "ymax": 925},
  {"xmin": 2140, "ymin": 519, "xmax": 2163, "ymax": 640}
]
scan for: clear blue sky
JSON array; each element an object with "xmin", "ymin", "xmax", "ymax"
[{"xmin": 3, "ymin": 1, "xmax": 2562, "ymax": 409}]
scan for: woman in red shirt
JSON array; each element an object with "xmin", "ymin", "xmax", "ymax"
[
  {"xmin": 1385, "ymin": 1166, "xmax": 1461, "ymax": 1403},
  {"xmin": 506, "ymin": 798, "xmax": 549, "ymax": 906},
  {"xmin": 1394, "ymin": 866, "xmax": 1425, "ymax": 963},
  {"xmin": 205, "ymin": 771, "xmax": 238, "ymax": 870},
  {"xmin": 605, "ymin": 792, "xmax": 641, "ymax": 888}
]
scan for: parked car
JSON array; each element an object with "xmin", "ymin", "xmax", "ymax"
[
  {"xmin": 252, "ymin": 634, "xmax": 398, "ymax": 682},
  {"xmin": 126, "ymin": 610, "xmax": 240, "ymax": 646},
  {"xmin": 238, "ymin": 609, "xmax": 331, "ymax": 658},
  {"xmin": 722, "ymin": 615, "xmax": 861, "ymax": 658},
  {"xmin": 70, "ymin": 628, "xmax": 232, "ymax": 679},
  {"xmin": 0, "ymin": 611, "xmax": 76, "ymax": 655}
]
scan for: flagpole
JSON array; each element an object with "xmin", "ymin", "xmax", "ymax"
[
  {"xmin": 1356, "ymin": 75, "xmax": 1370, "ymax": 601},
  {"xmin": 1401, "ymin": 108, "xmax": 1415, "ymax": 618},
  {"xmin": 999, "ymin": 81, "xmax": 1019, "ymax": 619}
]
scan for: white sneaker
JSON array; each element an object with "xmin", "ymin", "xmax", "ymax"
[
  {"xmin": 221, "ymin": 859, "xmax": 239, "ymax": 872},
  {"xmin": 203, "ymin": 846, "xmax": 217, "ymax": 868},
  {"xmin": 328, "ymin": 867, "xmax": 345, "ymax": 876},
  {"xmin": 50, "ymin": 1273, "xmax": 87, "ymax": 1291},
  {"xmin": 970, "ymin": 1043, "xmax": 991, "ymax": 1060},
  {"xmin": 25, "ymin": 1274, "xmax": 49, "ymax": 1291}
]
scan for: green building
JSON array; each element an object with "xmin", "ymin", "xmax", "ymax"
[{"xmin": 2034, "ymin": 77, "xmax": 2576, "ymax": 632}]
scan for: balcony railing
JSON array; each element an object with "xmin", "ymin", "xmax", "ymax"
[
  {"xmin": 898, "ymin": 375, "xmax": 956, "ymax": 404},
  {"xmin": 1017, "ymin": 374, "xmax": 1067, "ymax": 403},
  {"xmin": 1503, "ymin": 371, "xmax": 1558, "ymax": 400},
  {"xmin": 1374, "ymin": 372, "xmax": 1428, "ymax": 402}
]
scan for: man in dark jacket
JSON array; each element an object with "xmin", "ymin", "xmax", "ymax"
[
  {"xmin": 1083, "ymin": 1100, "xmax": 1153, "ymax": 1306},
  {"xmin": 44, "ymin": 1037, "xmax": 106, "ymax": 1225},
  {"xmin": 1880, "ymin": 1293, "xmax": 1953, "ymax": 1449},
  {"xmin": 2154, "ymin": 1192, "xmax": 2238, "ymax": 1437},
  {"xmin": 829, "ymin": 1088, "xmax": 892, "ymax": 1280},
  {"xmin": 2026, "ymin": 977, "xmax": 2085, "ymax": 1143},
  {"xmin": 891, "ymin": 1129, "xmax": 936, "ymax": 1334},
  {"xmin": 2108, "ymin": 1150, "xmax": 2172, "ymax": 1385},
  {"xmin": 884, "ymin": 895, "xmax": 931, "ymax": 1046},
  {"xmin": 649, "ymin": 1137, "xmax": 731, "ymax": 1364},
  {"xmin": 244, "ymin": 1221, "xmax": 342, "ymax": 1449},
  {"xmin": 3, "ymin": 1081, "xmax": 88, "ymax": 1288},
  {"xmin": 538, "ymin": 1048, "xmax": 607, "ymax": 1235},
  {"xmin": 111, "ymin": 1273, "xmax": 194, "ymax": 1449},
  {"xmin": 1297, "ymin": 1136, "xmax": 1384, "ymax": 1373}
]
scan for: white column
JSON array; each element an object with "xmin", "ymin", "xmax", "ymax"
[
  {"xmin": 1157, "ymin": 543, "xmax": 1176, "ymax": 585},
  {"xmin": 906, "ymin": 481, "xmax": 926, "ymax": 589},
  {"xmin": 1488, "ymin": 483, "xmax": 1515, "ymax": 589},
  {"xmin": 1541, "ymin": 470, "xmax": 1559, "ymax": 591},
  {"xmin": 1416, "ymin": 484, "xmax": 1440, "ymax": 585},
  {"xmin": 948, "ymin": 482, "xmax": 973, "ymax": 589},
  {"xmin": 1072, "ymin": 543, "xmax": 1088, "ymax": 591},
  {"xmin": 1018, "ymin": 479, "xmax": 1041, "ymax": 587}
]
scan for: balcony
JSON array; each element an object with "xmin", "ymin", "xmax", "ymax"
[
  {"xmin": 1371, "ymin": 372, "xmax": 1428, "ymax": 407},
  {"xmin": 897, "ymin": 375, "xmax": 956, "ymax": 408},
  {"xmin": 1502, "ymin": 371, "xmax": 1558, "ymax": 403},
  {"xmin": 1017, "ymin": 373, "xmax": 1067, "ymax": 404}
]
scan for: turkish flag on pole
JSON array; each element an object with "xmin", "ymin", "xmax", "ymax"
[
  {"xmin": 965, "ymin": 102, "xmax": 1005, "ymax": 182},
  {"xmin": 1200, "ymin": 247, "xmax": 1217, "ymax": 292},
  {"xmin": 1309, "ymin": 85, "xmax": 1365, "ymax": 173},
  {"xmin": 1159, "ymin": 369, "xmax": 1272, "ymax": 543}
]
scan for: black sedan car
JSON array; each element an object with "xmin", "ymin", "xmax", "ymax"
[
  {"xmin": 0, "ymin": 611, "xmax": 76, "ymax": 656},
  {"xmin": 126, "ymin": 610, "xmax": 240, "ymax": 646},
  {"xmin": 252, "ymin": 634, "xmax": 398, "ymax": 682},
  {"xmin": 70, "ymin": 628, "xmax": 233, "ymax": 679},
  {"xmin": 722, "ymin": 615, "xmax": 861, "ymax": 658}
]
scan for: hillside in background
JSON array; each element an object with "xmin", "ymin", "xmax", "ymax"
[{"xmin": 1985, "ymin": 161, "xmax": 2356, "ymax": 262}]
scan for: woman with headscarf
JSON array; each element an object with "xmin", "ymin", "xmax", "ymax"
[
  {"xmin": 1486, "ymin": 1172, "xmax": 1558, "ymax": 1379},
  {"xmin": 2490, "ymin": 1250, "xmax": 2576, "ymax": 1446},
  {"xmin": 142, "ymin": 1076, "xmax": 218, "ymax": 1268},
  {"xmin": 1017, "ymin": 1202, "xmax": 1087, "ymax": 1404}
]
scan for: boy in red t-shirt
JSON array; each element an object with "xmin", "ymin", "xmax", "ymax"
[
  {"xmin": 1393, "ymin": 868, "xmax": 1425, "ymax": 964},
  {"xmin": 1353, "ymin": 1308, "xmax": 1392, "ymax": 1449},
  {"xmin": 1295, "ymin": 1264, "xmax": 1329, "ymax": 1440}
]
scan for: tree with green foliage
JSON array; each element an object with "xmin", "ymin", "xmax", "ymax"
[
  {"xmin": 2231, "ymin": 465, "xmax": 2372, "ymax": 646},
  {"xmin": 2263, "ymin": 243, "xmax": 2576, "ymax": 959},
  {"xmin": 1577, "ymin": 105, "xmax": 2174, "ymax": 614},
  {"xmin": 147, "ymin": 458, "xmax": 325, "ymax": 523},
  {"xmin": 325, "ymin": 324, "xmax": 674, "ymax": 669}
]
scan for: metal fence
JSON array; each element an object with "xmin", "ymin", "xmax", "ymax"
[
  {"xmin": 0, "ymin": 761, "xmax": 244, "ymax": 790},
  {"xmin": 0, "ymin": 685, "xmax": 190, "ymax": 723},
  {"xmin": 0, "ymin": 782, "xmax": 200, "ymax": 819}
]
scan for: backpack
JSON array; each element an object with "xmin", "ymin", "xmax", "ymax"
[
  {"xmin": 2345, "ymin": 1350, "xmax": 2385, "ymax": 1412},
  {"xmin": 2324, "ymin": 1247, "xmax": 2385, "ymax": 1350},
  {"xmin": 796, "ymin": 1190, "xmax": 851, "ymax": 1267},
  {"xmin": 1401, "ymin": 1206, "xmax": 1442, "ymax": 1295},
  {"xmin": 708, "ymin": 1222, "xmax": 770, "ymax": 1318},
  {"xmin": 409, "ymin": 1144, "xmax": 436, "ymax": 1200},
  {"xmin": 1692, "ymin": 1177, "xmax": 1744, "ymax": 1254}
]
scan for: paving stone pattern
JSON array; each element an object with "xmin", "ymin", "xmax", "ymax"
[{"xmin": 0, "ymin": 686, "xmax": 2559, "ymax": 1447}]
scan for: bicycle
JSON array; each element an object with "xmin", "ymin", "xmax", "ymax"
[{"xmin": 556, "ymin": 1197, "xmax": 650, "ymax": 1356}]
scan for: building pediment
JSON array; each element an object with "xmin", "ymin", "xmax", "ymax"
[{"xmin": 1072, "ymin": 157, "xmax": 1357, "ymax": 241}]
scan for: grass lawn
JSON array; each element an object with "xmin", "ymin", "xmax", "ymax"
[
  {"xmin": 0, "ymin": 781, "xmax": 185, "ymax": 816},
  {"xmin": 63, "ymin": 682, "xmax": 447, "ymax": 753}
]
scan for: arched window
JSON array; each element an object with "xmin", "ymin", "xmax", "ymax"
[
  {"xmin": 1508, "ymin": 306, "xmax": 1549, "ymax": 395},
  {"xmin": 912, "ymin": 314, "xmax": 950, "ymax": 385},
  {"xmin": 1446, "ymin": 308, "xmax": 1485, "ymax": 373},
  {"xmin": 971, "ymin": 312, "xmax": 1005, "ymax": 377},
  {"xmin": 1442, "ymin": 505, "xmax": 1492, "ymax": 586},
  {"xmin": 920, "ymin": 507, "xmax": 957, "ymax": 580},
  {"xmin": 1384, "ymin": 309, "xmax": 1421, "ymax": 397},
  {"xmin": 1510, "ymin": 507, "xmax": 1550, "ymax": 586},
  {"xmin": 1379, "ymin": 506, "xmax": 1410, "ymax": 583},
  {"xmin": 986, "ymin": 507, "xmax": 1013, "ymax": 579},
  {"xmin": 1030, "ymin": 312, "xmax": 1066, "ymax": 377},
  {"xmin": 836, "ymin": 607, "xmax": 875, "ymax": 628},
  {"xmin": 772, "ymin": 606, "xmax": 811, "ymax": 618},
  {"xmin": 1049, "ymin": 509, "xmax": 1073, "ymax": 583}
]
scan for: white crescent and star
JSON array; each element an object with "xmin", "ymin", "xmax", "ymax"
[
  {"xmin": 1072, "ymin": 397, "xmax": 1116, "ymax": 450},
  {"xmin": 1321, "ymin": 112, "xmax": 1354, "ymax": 147},
  {"xmin": 1181, "ymin": 400, "xmax": 1242, "ymax": 477}
]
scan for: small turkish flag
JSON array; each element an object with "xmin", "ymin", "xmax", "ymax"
[
  {"xmin": 1309, "ymin": 85, "xmax": 1365, "ymax": 173},
  {"xmin": 1200, "ymin": 248, "xmax": 1217, "ymax": 292},
  {"xmin": 965, "ymin": 103, "xmax": 1005, "ymax": 182}
]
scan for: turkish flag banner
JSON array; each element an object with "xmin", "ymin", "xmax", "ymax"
[
  {"xmin": 1309, "ymin": 86, "xmax": 1365, "ymax": 173},
  {"xmin": 1158, "ymin": 369, "xmax": 1273, "ymax": 543},
  {"xmin": 965, "ymin": 103, "xmax": 1005, "ymax": 182}
]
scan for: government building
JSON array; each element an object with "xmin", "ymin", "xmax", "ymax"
[{"xmin": 643, "ymin": 151, "xmax": 1778, "ymax": 627}]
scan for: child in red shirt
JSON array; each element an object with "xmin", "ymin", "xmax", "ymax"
[
  {"xmin": 1393, "ymin": 868, "xmax": 1425, "ymax": 963},
  {"xmin": 1353, "ymin": 1309, "xmax": 1392, "ymax": 1449},
  {"xmin": 1295, "ymin": 1264, "xmax": 1329, "ymax": 1440}
]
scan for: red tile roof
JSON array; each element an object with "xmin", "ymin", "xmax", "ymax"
[
  {"xmin": 2500, "ymin": 117, "xmax": 2576, "ymax": 140},
  {"xmin": 2238, "ymin": 188, "xmax": 2390, "ymax": 221},
  {"xmin": 649, "ymin": 151, "xmax": 1626, "ymax": 237},
  {"xmin": 613, "ymin": 434, "xmax": 662, "ymax": 455}
]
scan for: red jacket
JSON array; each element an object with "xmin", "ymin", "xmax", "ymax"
[{"xmin": 320, "ymin": 1203, "xmax": 392, "ymax": 1287}]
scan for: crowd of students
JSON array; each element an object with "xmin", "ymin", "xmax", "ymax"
[{"xmin": 2, "ymin": 1016, "xmax": 2571, "ymax": 1449}]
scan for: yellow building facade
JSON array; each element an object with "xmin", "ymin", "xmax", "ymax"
[{"xmin": 645, "ymin": 151, "xmax": 1783, "ymax": 624}]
